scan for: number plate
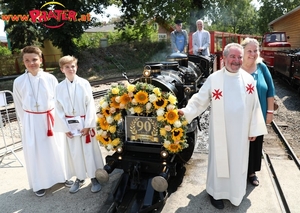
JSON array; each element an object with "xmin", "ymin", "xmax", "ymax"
[{"xmin": 125, "ymin": 116, "xmax": 161, "ymax": 143}]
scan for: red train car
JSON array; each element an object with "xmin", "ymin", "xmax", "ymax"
[
  {"xmin": 188, "ymin": 31, "xmax": 262, "ymax": 69},
  {"xmin": 260, "ymin": 32, "xmax": 291, "ymax": 71}
]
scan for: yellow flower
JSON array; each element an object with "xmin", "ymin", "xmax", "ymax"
[
  {"xmin": 157, "ymin": 115, "xmax": 164, "ymax": 121},
  {"xmin": 160, "ymin": 128, "xmax": 167, "ymax": 136},
  {"xmin": 111, "ymin": 87, "xmax": 120, "ymax": 95},
  {"xmin": 97, "ymin": 135, "xmax": 111, "ymax": 146},
  {"xmin": 110, "ymin": 96, "xmax": 120, "ymax": 109},
  {"xmin": 101, "ymin": 107, "xmax": 111, "ymax": 117},
  {"xmin": 182, "ymin": 120, "xmax": 188, "ymax": 126},
  {"xmin": 134, "ymin": 91, "xmax": 149, "ymax": 104},
  {"xmin": 98, "ymin": 117, "xmax": 109, "ymax": 130},
  {"xmin": 120, "ymin": 93, "xmax": 131, "ymax": 105},
  {"xmin": 168, "ymin": 94, "xmax": 177, "ymax": 105},
  {"xmin": 127, "ymin": 84, "xmax": 136, "ymax": 93},
  {"xmin": 109, "ymin": 125, "xmax": 117, "ymax": 133},
  {"xmin": 134, "ymin": 106, "xmax": 143, "ymax": 114},
  {"xmin": 171, "ymin": 128, "xmax": 184, "ymax": 141},
  {"xmin": 153, "ymin": 98, "xmax": 168, "ymax": 109},
  {"xmin": 165, "ymin": 109, "xmax": 179, "ymax": 124},
  {"xmin": 112, "ymin": 138, "xmax": 120, "ymax": 146},
  {"xmin": 168, "ymin": 143, "xmax": 182, "ymax": 153},
  {"xmin": 114, "ymin": 113, "xmax": 121, "ymax": 121},
  {"xmin": 153, "ymin": 87, "xmax": 161, "ymax": 96}
]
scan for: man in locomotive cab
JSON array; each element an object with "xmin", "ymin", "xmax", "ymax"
[
  {"xmin": 178, "ymin": 43, "xmax": 267, "ymax": 209},
  {"xmin": 192, "ymin": 19, "xmax": 210, "ymax": 56},
  {"xmin": 170, "ymin": 19, "xmax": 188, "ymax": 53}
]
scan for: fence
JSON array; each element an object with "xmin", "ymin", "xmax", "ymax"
[{"xmin": 0, "ymin": 90, "xmax": 23, "ymax": 166}]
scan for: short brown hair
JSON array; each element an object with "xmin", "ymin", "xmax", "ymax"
[
  {"xmin": 21, "ymin": 46, "xmax": 43, "ymax": 58},
  {"xmin": 59, "ymin": 55, "xmax": 78, "ymax": 68}
]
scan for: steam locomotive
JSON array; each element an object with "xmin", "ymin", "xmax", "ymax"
[{"xmin": 96, "ymin": 52, "xmax": 215, "ymax": 213}]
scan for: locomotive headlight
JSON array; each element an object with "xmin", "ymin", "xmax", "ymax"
[
  {"xmin": 143, "ymin": 65, "xmax": 151, "ymax": 77},
  {"xmin": 143, "ymin": 69, "xmax": 151, "ymax": 77},
  {"xmin": 160, "ymin": 150, "xmax": 169, "ymax": 158},
  {"xmin": 116, "ymin": 146, "xmax": 123, "ymax": 153}
]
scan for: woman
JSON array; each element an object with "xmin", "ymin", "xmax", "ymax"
[{"xmin": 241, "ymin": 38, "xmax": 276, "ymax": 186}]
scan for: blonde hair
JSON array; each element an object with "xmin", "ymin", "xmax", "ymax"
[
  {"xmin": 241, "ymin": 37, "xmax": 263, "ymax": 63},
  {"xmin": 59, "ymin": 55, "xmax": 78, "ymax": 68}
]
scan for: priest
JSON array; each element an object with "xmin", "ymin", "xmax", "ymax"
[{"xmin": 178, "ymin": 43, "xmax": 267, "ymax": 209}]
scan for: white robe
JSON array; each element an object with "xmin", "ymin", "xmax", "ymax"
[
  {"xmin": 54, "ymin": 75, "xmax": 104, "ymax": 180},
  {"xmin": 13, "ymin": 70, "xmax": 66, "ymax": 192},
  {"xmin": 182, "ymin": 68, "xmax": 267, "ymax": 206}
]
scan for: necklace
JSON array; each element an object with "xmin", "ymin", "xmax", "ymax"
[
  {"xmin": 66, "ymin": 80, "xmax": 77, "ymax": 115},
  {"xmin": 27, "ymin": 73, "xmax": 41, "ymax": 111}
]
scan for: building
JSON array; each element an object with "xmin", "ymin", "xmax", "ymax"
[{"xmin": 269, "ymin": 6, "xmax": 300, "ymax": 48}]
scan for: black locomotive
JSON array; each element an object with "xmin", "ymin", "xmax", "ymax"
[
  {"xmin": 273, "ymin": 49, "xmax": 300, "ymax": 92},
  {"xmin": 96, "ymin": 53, "xmax": 215, "ymax": 213}
]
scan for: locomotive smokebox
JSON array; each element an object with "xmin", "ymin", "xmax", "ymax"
[{"xmin": 166, "ymin": 52, "xmax": 188, "ymax": 67}]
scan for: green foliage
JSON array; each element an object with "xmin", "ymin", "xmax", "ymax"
[
  {"xmin": 0, "ymin": 45, "xmax": 11, "ymax": 56},
  {"xmin": 1, "ymin": 0, "xmax": 110, "ymax": 55},
  {"xmin": 73, "ymin": 32, "xmax": 106, "ymax": 50},
  {"xmin": 257, "ymin": 0, "xmax": 300, "ymax": 34}
]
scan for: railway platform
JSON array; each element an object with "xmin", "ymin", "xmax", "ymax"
[{"xmin": 2, "ymin": 144, "xmax": 296, "ymax": 213}]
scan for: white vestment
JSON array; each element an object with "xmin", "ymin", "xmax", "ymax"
[
  {"xmin": 13, "ymin": 70, "xmax": 66, "ymax": 192},
  {"xmin": 182, "ymin": 68, "xmax": 267, "ymax": 206},
  {"xmin": 54, "ymin": 75, "xmax": 104, "ymax": 180}
]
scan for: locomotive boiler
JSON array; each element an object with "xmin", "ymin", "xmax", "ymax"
[{"xmin": 96, "ymin": 52, "xmax": 215, "ymax": 213}]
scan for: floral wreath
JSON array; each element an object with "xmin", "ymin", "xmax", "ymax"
[{"xmin": 96, "ymin": 82, "xmax": 189, "ymax": 154}]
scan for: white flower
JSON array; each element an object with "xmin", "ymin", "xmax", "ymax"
[
  {"xmin": 167, "ymin": 104, "xmax": 175, "ymax": 111},
  {"xmin": 106, "ymin": 116, "xmax": 114, "ymax": 124},
  {"xmin": 109, "ymin": 107, "xmax": 116, "ymax": 114},
  {"xmin": 107, "ymin": 144, "xmax": 113, "ymax": 150},
  {"xmin": 149, "ymin": 94, "xmax": 157, "ymax": 102},
  {"xmin": 119, "ymin": 103, "xmax": 125, "ymax": 109},
  {"xmin": 129, "ymin": 107, "xmax": 135, "ymax": 114},
  {"xmin": 163, "ymin": 140, "xmax": 171, "ymax": 148},
  {"xmin": 132, "ymin": 99, "xmax": 137, "ymax": 105},
  {"xmin": 156, "ymin": 108, "xmax": 165, "ymax": 116},
  {"xmin": 174, "ymin": 120, "xmax": 182, "ymax": 128},
  {"xmin": 146, "ymin": 102, "xmax": 152, "ymax": 111},
  {"xmin": 101, "ymin": 101, "xmax": 108, "ymax": 109},
  {"xmin": 164, "ymin": 125, "xmax": 172, "ymax": 131},
  {"xmin": 115, "ymin": 96, "xmax": 120, "ymax": 103},
  {"xmin": 101, "ymin": 131, "xmax": 107, "ymax": 137}
]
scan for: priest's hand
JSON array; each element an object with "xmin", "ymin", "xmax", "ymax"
[
  {"xmin": 178, "ymin": 109, "xmax": 184, "ymax": 116},
  {"xmin": 249, "ymin": 137, "xmax": 256, "ymax": 141},
  {"xmin": 66, "ymin": 132, "xmax": 74, "ymax": 139}
]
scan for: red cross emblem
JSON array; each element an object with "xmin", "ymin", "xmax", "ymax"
[
  {"xmin": 212, "ymin": 89, "xmax": 222, "ymax": 100},
  {"xmin": 246, "ymin": 84, "xmax": 255, "ymax": 94}
]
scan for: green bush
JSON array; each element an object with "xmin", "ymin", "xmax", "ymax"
[{"xmin": 0, "ymin": 46, "xmax": 11, "ymax": 56}]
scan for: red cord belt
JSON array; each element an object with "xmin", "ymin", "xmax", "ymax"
[{"xmin": 24, "ymin": 108, "xmax": 54, "ymax": 136}]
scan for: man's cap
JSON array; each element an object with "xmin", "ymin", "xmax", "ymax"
[{"xmin": 175, "ymin": 19, "xmax": 183, "ymax": 25}]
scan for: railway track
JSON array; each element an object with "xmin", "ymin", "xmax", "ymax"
[{"xmin": 263, "ymin": 120, "xmax": 300, "ymax": 213}]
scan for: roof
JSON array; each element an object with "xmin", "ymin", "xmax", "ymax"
[
  {"xmin": 0, "ymin": 35, "xmax": 7, "ymax": 42},
  {"xmin": 85, "ymin": 24, "xmax": 116, "ymax": 33},
  {"xmin": 269, "ymin": 6, "xmax": 300, "ymax": 26}
]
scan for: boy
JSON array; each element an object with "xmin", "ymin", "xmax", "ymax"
[
  {"xmin": 13, "ymin": 46, "xmax": 70, "ymax": 197},
  {"xmin": 54, "ymin": 55, "xmax": 104, "ymax": 193}
]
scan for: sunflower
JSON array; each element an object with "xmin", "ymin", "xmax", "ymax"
[
  {"xmin": 110, "ymin": 96, "xmax": 120, "ymax": 109},
  {"xmin": 165, "ymin": 109, "xmax": 179, "ymax": 124},
  {"xmin": 171, "ymin": 128, "xmax": 184, "ymax": 141},
  {"xmin": 153, "ymin": 97, "xmax": 168, "ymax": 109},
  {"xmin": 98, "ymin": 117, "xmax": 109, "ymax": 130},
  {"xmin": 97, "ymin": 135, "xmax": 111, "ymax": 146},
  {"xmin": 101, "ymin": 107, "xmax": 111, "ymax": 117},
  {"xmin": 134, "ymin": 90, "xmax": 149, "ymax": 104},
  {"xmin": 168, "ymin": 143, "xmax": 182, "ymax": 153},
  {"xmin": 120, "ymin": 93, "xmax": 131, "ymax": 105}
]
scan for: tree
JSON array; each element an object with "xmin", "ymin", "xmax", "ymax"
[
  {"xmin": 0, "ymin": 0, "xmax": 110, "ymax": 55},
  {"xmin": 257, "ymin": 0, "xmax": 300, "ymax": 34}
]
